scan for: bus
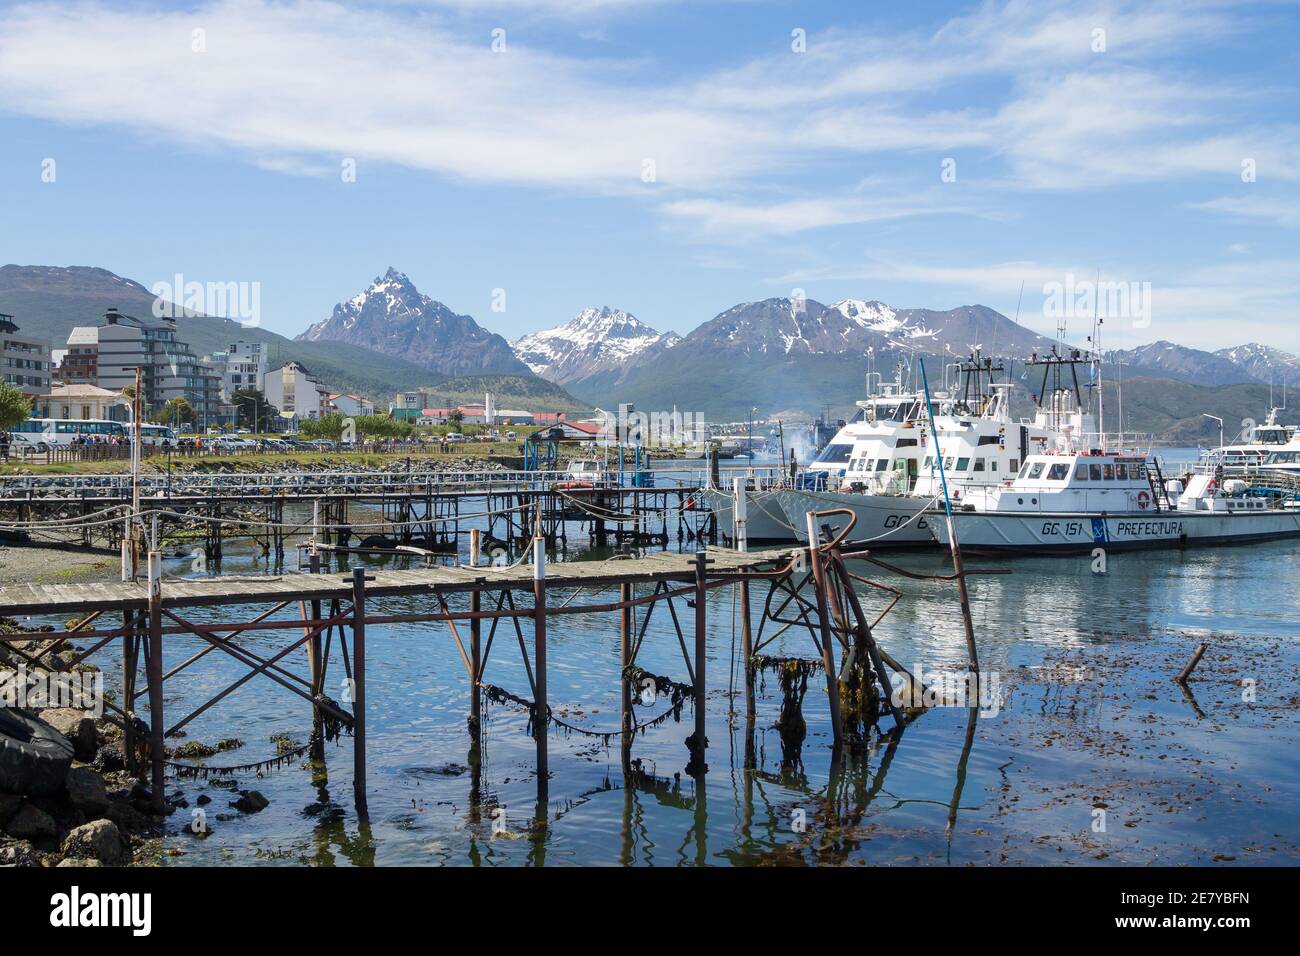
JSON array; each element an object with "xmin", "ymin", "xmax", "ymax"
[
  {"xmin": 10, "ymin": 418, "xmax": 129, "ymax": 448},
  {"xmin": 139, "ymin": 424, "xmax": 179, "ymax": 448}
]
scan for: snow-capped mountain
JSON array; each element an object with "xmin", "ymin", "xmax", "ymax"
[
  {"xmin": 512, "ymin": 306, "xmax": 680, "ymax": 386},
  {"xmin": 1216, "ymin": 342, "xmax": 1300, "ymax": 388},
  {"xmin": 297, "ymin": 268, "xmax": 527, "ymax": 376}
]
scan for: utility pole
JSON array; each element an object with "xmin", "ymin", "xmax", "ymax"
[{"xmin": 130, "ymin": 366, "xmax": 143, "ymax": 580}]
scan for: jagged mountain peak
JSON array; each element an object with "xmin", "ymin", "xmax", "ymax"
[
  {"xmin": 512, "ymin": 305, "xmax": 679, "ymax": 386},
  {"xmin": 296, "ymin": 269, "xmax": 527, "ymax": 377}
]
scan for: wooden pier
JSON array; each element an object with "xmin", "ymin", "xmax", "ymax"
[{"xmin": 0, "ymin": 508, "xmax": 982, "ymax": 826}]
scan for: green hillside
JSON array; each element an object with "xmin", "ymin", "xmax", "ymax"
[
  {"xmin": 0, "ymin": 266, "xmax": 585, "ymax": 410},
  {"xmin": 0, "ymin": 266, "xmax": 443, "ymax": 401}
]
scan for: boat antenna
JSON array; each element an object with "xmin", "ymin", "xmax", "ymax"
[{"xmin": 1091, "ymin": 267, "xmax": 1105, "ymax": 452}]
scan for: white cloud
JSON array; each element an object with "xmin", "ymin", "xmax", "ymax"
[
  {"xmin": 1188, "ymin": 196, "xmax": 1300, "ymax": 229},
  {"xmin": 0, "ymin": 0, "xmax": 1292, "ymax": 202}
]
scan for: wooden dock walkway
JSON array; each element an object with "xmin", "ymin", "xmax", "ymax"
[{"xmin": 0, "ymin": 546, "xmax": 790, "ymax": 614}]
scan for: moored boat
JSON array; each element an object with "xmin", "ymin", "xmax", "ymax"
[{"xmin": 930, "ymin": 452, "xmax": 1300, "ymax": 554}]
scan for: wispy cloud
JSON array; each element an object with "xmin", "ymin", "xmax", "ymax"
[{"xmin": 1188, "ymin": 196, "xmax": 1300, "ymax": 229}]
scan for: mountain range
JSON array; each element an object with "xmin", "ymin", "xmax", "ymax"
[{"xmin": 5, "ymin": 263, "xmax": 1299, "ymax": 441}]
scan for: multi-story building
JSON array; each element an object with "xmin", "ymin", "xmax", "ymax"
[
  {"xmin": 393, "ymin": 390, "xmax": 435, "ymax": 412},
  {"xmin": 1, "ymin": 313, "xmax": 52, "ymax": 396},
  {"xmin": 208, "ymin": 340, "xmax": 268, "ymax": 402},
  {"xmin": 61, "ymin": 326, "xmax": 100, "ymax": 384},
  {"xmin": 94, "ymin": 308, "xmax": 221, "ymax": 425},
  {"xmin": 261, "ymin": 362, "xmax": 327, "ymax": 424}
]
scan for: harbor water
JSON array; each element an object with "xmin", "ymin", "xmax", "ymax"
[{"xmin": 23, "ymin": 455, "xmax": 1300, "ymax": 866}]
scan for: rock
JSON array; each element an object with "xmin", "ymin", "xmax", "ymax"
[
  {"xmin": 196, "ymin": 794, "xmax": 211, "ymax": 806},
  {"xmin": 104, "ymin": 800, "xmax": 151, "ymax": 835},
  {"xmin": 65, "ymin": 766, "xmax": 110, "ymax": 815},
  {"xmin": 61, "ymin": 819, "xmax": 128, "ymax": 865},
  {"xmin": 91, "ymin": 744, "xmax": 126, "ymax": 773},
  {"xmin": 5, "ymin": 803, "xmax": 56, "ymax": 841},
  {"xmin": 172, "ymin": 741, "xmax": 217, "ymax": 759},
  {"xmin": 0, "ymin": 837, "xmax": 39, "ymax": 866},
  {"xmin": 39, "ymin": 709, "xmax": 99, "ymax": 760},
  {"xmin": 56, "ymin": 857, "xmax": 103, "ymax": 867},
  {"xmin": 232, "ymin": 790, "xmax": 269, "ymax": 813}
]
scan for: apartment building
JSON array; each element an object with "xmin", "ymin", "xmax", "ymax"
[
  {"xmin": 208, "ymin": 339, "xmax": 268, "ymax": 402},
  {"xmin": 94, "ymin": 308, "xmax": 221, "ymax": 424},
  {"xmin": 61, "ymin": 326, "xmax": 100, "ymax": 384},
  {"xmin": 1, "ymin": 313, "xmax": 52, "ymax": 396}
]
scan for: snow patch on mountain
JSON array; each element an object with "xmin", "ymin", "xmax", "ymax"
[{"xmin": 512, "ymin": 306, "xmax": 679, "ymax": 383}]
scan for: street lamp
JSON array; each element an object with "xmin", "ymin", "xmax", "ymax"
[{"xmin": 1202, "ymin": 414, "xmax": 1224, "ymax": 450}]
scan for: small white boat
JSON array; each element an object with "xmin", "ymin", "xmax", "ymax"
[
  {"xmin": 931, "ymin": 452, "xmax": 1300, "ymax": 554},
  {"xmin": 701, "ymin": 485, "xmax": 799, "ymax": 543}
]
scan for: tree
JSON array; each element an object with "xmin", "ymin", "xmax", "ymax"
[
  {"xmin": 0, "ymin": 382, "xmax": 31, "ymax": 429},
  {"xmin": 448, "ymin": 408, "xmax": 464, "ymax": 428},
  {"xmin": 298, "ymin": 412, "xmax": 346, "ymax": 441},
  {"xmin": 160, "ymin": 396, "xmax": 194, "ymax": 429},
  {"xmin": 231, "ymin": 388, "xmax": 277, "ymax": 431}
]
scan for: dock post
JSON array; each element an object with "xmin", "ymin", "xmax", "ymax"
[
  {"xmin": 686, "ymin": 550, "xmax": 709, "ymax": 774},
  {"xmin": 805, "ymin": 513, "xmax": 844, "ymax": 748},
  {"xmin": 532, "ymin": 536, "xmax": 549, "ymax": 826},
  {"xmin": 468, "ymin": 529, "xmax": 482, "ymax": 748},
  {"xmin": 350, "ymin": 566, "xmax": 368, "ymax": 815},
  {"xmin": 121, "ymin": 610, "xmax": 138, "ymax": 775},
  {"xmin": 307, "ymin": 552, "xmax": 324, "ymax": 760},
  {"xmin": 146, "ymin": 551, "xmax": 165, "ymax": 813},
  {"xmin": 733, "ymin": 479, "xmax": 756, "ymax": 735},
  {"xmin": 619, "ymin": 581, "xmax": 633, "ymax": 770}
]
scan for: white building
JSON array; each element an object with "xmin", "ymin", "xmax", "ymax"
[
  {"xmin": 210, "ymin": 340, "xmax": 267, "ymax": 401},
  {"xmin": 327, "ymin": 392, "xmax": 375, "ymax": 417},
  {"xmin": 261, "ymin": 362, "xmax": 327, "ymax": 424}
]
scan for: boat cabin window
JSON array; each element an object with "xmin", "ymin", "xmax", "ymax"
[
  {"xmin": 1047, "ymin": 463, "xmax": 1069, "ymax": 481},
  {"xmin": 875, "ymin": 459, "xmax": 889, "ymax": 472},
  {"xmin": 1089, "ymin": 463, "xmax": 1102, "ymax": 481},
  {"xmin": 974, "ymin": 458, "xmax": 985, "ymax": 472},
  {"xmin": 896, "ymin": 438, "xmax": 918, "ymax": 448},
  {"xmin": 815, "ymin": 443, "xmax": 853, "ymax": 464},
  {"xmin": 1007, "ymin": 459, "xmax": 1016, "ymax": 473},
  {"xmin": 977, "ymin": 435, "xmax": 1002, "ymax": 446},
  {"xmin": 1075, "ymin": 464, "xmax": 1089, "ymax": 480},
  {"xmin": 1115, "ymin": 463, "xmax": 1128, "ymax": 480},
  {"xmin": 1028, "ymin": 462, "xmax": 1045, "ymax": 479},
  {"xmin": 944, "ymin": 457, "xmax": 954, "ymax": 470},
  {"xmin": 956, "ymin": 457, "xmax": 970, "ymax": 471},
  {"xmin": 1102, "ymin": 464, "xmax": 1115, "ymax": 480}
]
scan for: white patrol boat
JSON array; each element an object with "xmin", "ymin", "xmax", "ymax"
[
  {"xmin": 772, "ymin": 349, "xmax": 1097, "ymax": 548},
  {"xmin": 931, "ymin": 452, "xmax": 1300, "ymax": 554}
]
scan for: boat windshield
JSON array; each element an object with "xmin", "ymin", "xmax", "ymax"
[{"xmin": 814, "ymin": 442, "xmax": 853, "ymax": 464}]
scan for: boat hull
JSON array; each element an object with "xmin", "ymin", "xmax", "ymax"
[
  {"xmin": 701, "ymin": 488, "xmax": 798, "ymax": 543},
  {"xmin": 932, "ymin": 509, "xmax": 1300, "ymax": 555},
  {"xmin": 771, "ymin": 489, "xmax": 938, "ymax": 548}
]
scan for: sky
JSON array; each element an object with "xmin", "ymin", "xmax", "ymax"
[{"xmin": 0, "ymin": 0, "xmax": 1298, "ymax": 353}]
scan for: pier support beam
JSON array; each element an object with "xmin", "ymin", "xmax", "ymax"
[
  {"xmin": 686, "ymin": 550, "xmax": 709, "ymax": 775},
  {"xmin": 619, "ymin": 581, "xmax": 633, "ymax": 770},
  {"xmin": 468, "ymin": 529, "xmax": 482, "ymax": 750},
  {"xmin": 350, "ymin": 567, "xmax": 368, "ymax": 815},
  {"xmin": 146, "ymin": 551, "xmax": 165, "ymax": 813},
  {"xmin": 532, "ymin": 537, "xmax": 549, "ymax": 827},
  {"xmin": 306, "ymin": 552, "xmax": 325, "ymax": 760},
  {"xmin": 805, "ymin": 513, "xmax": 844, "ymax": 748}
]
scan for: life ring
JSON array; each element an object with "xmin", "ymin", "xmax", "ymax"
[
  {"xmin": 1207, "ymin": 479, "xmax": 1218, "ymax": 495},
  {"xmin": 685, "ymin": 497, "xmax": 697, "ymax": 511},
  {"xmin": 1137, "ymin": 490, "xmax": 1150, "ymax": 510}
]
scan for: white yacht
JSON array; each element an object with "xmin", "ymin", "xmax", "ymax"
[
  {"xmin": 931, "ymin": 452, "xmax": 1300, "ymax": 554},
  {"xmin": 1208, "ymin": 408, "xmax": 1296, "ymax": 468},
  {"xmin": 772, "ymin": 350, "xmax": 1099, "ymax": 548}
]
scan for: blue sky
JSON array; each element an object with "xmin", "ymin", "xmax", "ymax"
[{"xmin": 1, "ymin": 0, "xmax": 1298, "ymax": 352}]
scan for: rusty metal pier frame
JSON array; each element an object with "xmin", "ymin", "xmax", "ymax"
[{"xmin": 0, "ymin": 508, "xmax": 990, "ymax": 826}]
